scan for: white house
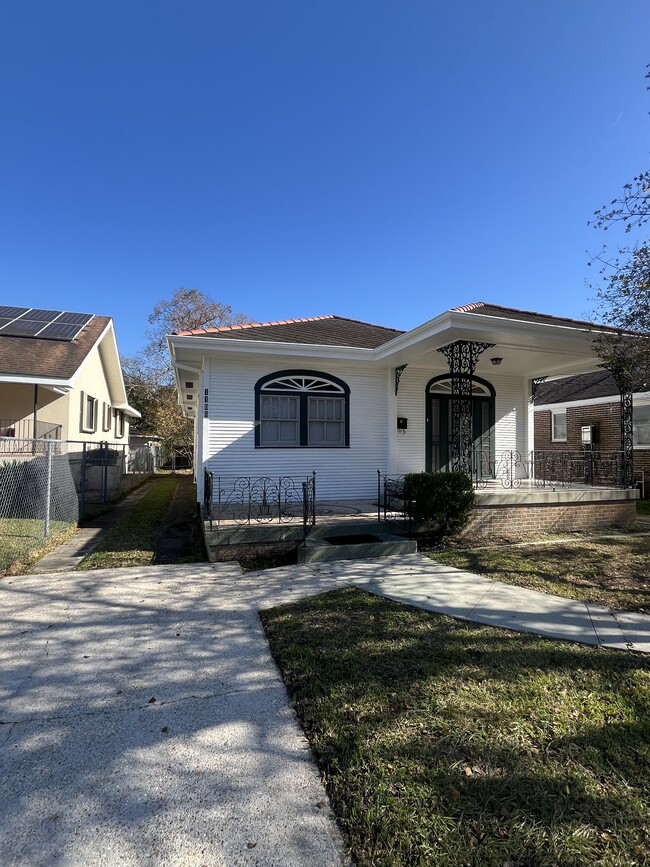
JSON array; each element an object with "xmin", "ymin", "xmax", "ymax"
[{"xmin": 168, "ymin": 302, "xmax": 639, "ymax": 537}]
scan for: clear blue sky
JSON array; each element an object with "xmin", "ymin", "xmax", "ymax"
[{"xmin": 1, "ymin": 1, "xmax": 648, "ymax": 357}]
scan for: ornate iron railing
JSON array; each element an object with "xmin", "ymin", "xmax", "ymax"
[
  {"xmin": 302, "ymin": 472, "xmax": 317, "ymax": 543},
  {"xmin": 472, "ymin": 448, "xmax": 529, "ymax": 489},
  {"xmin": 530, "ymin": 450, "xmax": 624, "ymax": 488},
  {"xmin": 378, "ymin": 449, "xmax": 628, "ymax": 506},
  {"xmin": 206, "ymin": 472, "xmax": 317, "ymax": 532},
  {"xmin": 473, "ymin": 448, "xmax": 626, "ymax": 489},
  {"xmin": 377, "ymin": 470, "xmax": 412, "ymax": 529}
]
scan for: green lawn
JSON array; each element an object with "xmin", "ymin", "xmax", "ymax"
[
  {"xmin": 0, "ymin": 518, "xmax": 76, "ymax": 575},
  {"xmin": 431, "ymin": 535, "xmax": 650, "ymax": 614},
  {"xmin": 262, "ymin": 587, "xmax": 650, "ymax": 867},
  {"xmin": 77, "ymin": 476, "xmax": 179, "ymax": 569}
]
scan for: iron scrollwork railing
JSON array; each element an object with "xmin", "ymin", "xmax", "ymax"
[
  {"xmin": 302, "ymin": 472, "xmax": 316, "ymax": 543},
  {"xmin": 377, "ymin": 470, "xmax": 411, "ymax": 530},
  {"xmin": 531, "ymin": 450, "xmax": 624, "ymax": 488},
  {"xmin": 472, "ymin": 448, "xmax": 529, "ymax": 489},
  {"xmin": 206, "ymin": 472, "xmax": 317, "ymax": 531}
]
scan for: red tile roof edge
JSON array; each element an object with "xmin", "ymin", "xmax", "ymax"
[
  {"xmin": 174, "ymin": 314, "xmax": 404, "ymax": 337},
  {"xmin": 174, "ymin": 315, "xmax": 335, "ymax": 336}
]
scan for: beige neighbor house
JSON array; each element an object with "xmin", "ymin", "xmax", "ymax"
[
  {"xmin": 168, "ymin": 302, "xmax": 640, "ymax": 542},
  {"xmin": 0, "ymin": 306, "xmax": 139, "ymax": 446}
]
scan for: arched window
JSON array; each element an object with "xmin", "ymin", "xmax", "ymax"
[{"xmin": 255, "ymin": 370, "xmax": 350, "ymax": 448}]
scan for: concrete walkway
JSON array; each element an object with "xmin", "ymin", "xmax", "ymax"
[
  {"xmin": 0, "ymin": 564, "xmax": 349, "ymax": 867},
  {"xmin": 309, "ymin": 553, "xmax": 650, "ymax": 653},
  {"xmin": 2, "ymin": 553, "xmax": 649, "ymax": 865}
]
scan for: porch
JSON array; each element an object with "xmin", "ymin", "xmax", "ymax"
[{"xmin": 201, "ymin": 458, "xmax": 639, "ymax": 564}]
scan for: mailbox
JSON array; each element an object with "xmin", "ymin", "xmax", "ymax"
[{"xmin": 397, "ymin": 417, "xmax": 408, "ymax": 430}]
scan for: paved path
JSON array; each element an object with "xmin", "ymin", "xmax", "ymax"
[
  {"xmin": 0, "ymin": 564, "xmax": 348, "ymax": 867},
  {"xmin": 309, "ymin": 553, "xmax": 650, "ymax": 653},
  {"xmin": 3, "ymin": 552, "xmax": 649, "ymax": 865}
]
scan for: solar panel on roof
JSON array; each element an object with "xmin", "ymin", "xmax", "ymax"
[
  {"xmin": 19, "ymin": 309, "xmax": 61, "ymax": 322},
  {"xmin": 0, "ymin": 319, "xmax": 49, "ymax": 337},
  {"xmin": 0, "ymin": 307, "xmax": 93, "ymax": 340},
  {"xmin": 56, "ymin": 312, "xmax": 94, "ymax": 326},
  {"xmin": 0, "ymin": 305, "xmax": 28, "ymax": 319},
  {"xmin": 38, "ymin": 322, "xmax": 87, "ymax": 340}
]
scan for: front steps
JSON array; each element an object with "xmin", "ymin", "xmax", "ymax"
[{"xmin": 203, "ymin": 517, "xmax": 416, "ymax": 564}]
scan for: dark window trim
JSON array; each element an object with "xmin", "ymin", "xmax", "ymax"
[{"xmin": 255, "ymin": 369, "xmax": 351, "ymax": 448}]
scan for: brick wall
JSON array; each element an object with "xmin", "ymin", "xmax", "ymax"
[
  {"xmin": 535, "ymin": 402, "xmax": 649, "ymax": 490},
  {"xmin": 462, "ymin": 499, "xmax": 637, "ymax": 541}
]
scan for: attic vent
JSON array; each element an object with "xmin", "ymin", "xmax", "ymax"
[{"xmin": 185, "ymin": 381, "xmax": 194, "ymax": 389}]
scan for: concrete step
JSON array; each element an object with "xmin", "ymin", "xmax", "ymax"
[{"xmin": 298, "ymin": 523, "xmax": 417, "ymax": 564}]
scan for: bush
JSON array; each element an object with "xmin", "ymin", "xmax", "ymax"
[{"xmin": 402, "ymin": 471, "xmax": 475, "ymax": 540}]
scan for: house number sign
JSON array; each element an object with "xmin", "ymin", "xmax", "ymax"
[{"xmin": 204, "ymin": 388, "xmax": 209, "ymax": 418}]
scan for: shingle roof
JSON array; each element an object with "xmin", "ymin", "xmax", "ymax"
[
  {"xmin": 534, "ymin": 370, "xmax": 618, "ymax": 405},
  {"xmin": 451, "ymin": 301, "xmax": 620, "ymax": 332},
  {"xmin": 0, "ymin": 315, "xmax": 110, "ymax": 379},
  {"xmin": 175, "ymin": 315, "xmax": 404, "ymax": 349}
]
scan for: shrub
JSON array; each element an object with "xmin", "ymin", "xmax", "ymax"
[{"xmin": 402, "ymin": 471, "xmax": 475, "ymax": 540}]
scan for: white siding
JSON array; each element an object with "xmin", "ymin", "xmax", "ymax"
[
  {"xmin": 391, "ymin": 366, "xmax": 530, "ymax": 474},
  {"xmin": 205, "ymin": 357, "xmax": 388, "ymax": 498}
]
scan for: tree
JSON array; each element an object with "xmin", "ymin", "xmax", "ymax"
[
  {"xmin": 124, "ymin": 289, "xmax": 251, "ymax": 464},
  {"xmin": 589, "ymin": 68, "xmax": 650, "ymax": 388}
]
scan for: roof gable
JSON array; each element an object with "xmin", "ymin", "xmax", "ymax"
[{"xmin": 175, "ymin": 314, "xmax": 404, "ymax": 349}]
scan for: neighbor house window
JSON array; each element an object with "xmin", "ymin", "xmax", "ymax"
[
  {"xmin": 255, "ymin": 370, "xmax": 350, "ymax": 448},
  {"xmin": 115, "ymin": 410, "xmax": 125, "ymax": 438},
  {"xmin": 551, "ymin": 409, "xmax": 567, "ymax": 442},
  {"xmin": 80, "ymin": 392, "xmax": 98, "ymax": 433},
  {"xmin": 634, "ymin": 405, "xmax": 650, "ymax": 447},
  {"xmin": 102, "ymin": 402, "xmax": 112, "ymax": 432}
]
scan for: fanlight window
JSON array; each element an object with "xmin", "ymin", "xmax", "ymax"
[
  {"xmin": 260, "ymin": 375, "xmax": 346, "ymax": 394},
  {"xmin": 256, "ymin": 371, "xmax": 350, "ymax": 448},
  {"xmin": 428, "ymin": 376, "xmax": 492, "ymax": 397}
]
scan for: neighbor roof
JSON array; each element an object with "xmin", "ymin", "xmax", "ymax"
[
  {"xmin": 175, "ymin": 314, "xmax": 404, "ymax": 349},
  {"xmin": 534, "ymin": 370, "xmax": 618, "ymax": 405},
  {"xmin": 450, "ymin": 302, "xmax": 620, "ymax": 332},
  {"xmin": 0, "ymin": 315, "xmax": 111, "ymax": 379}
]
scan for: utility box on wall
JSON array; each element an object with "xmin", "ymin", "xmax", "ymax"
[
  {"xmin": 581, "ymin": 424, "xmax": 599, "ymax": 447},
  {"xmin": 397, "ymin": 417, "xmax": 408, "ymax": 430}
]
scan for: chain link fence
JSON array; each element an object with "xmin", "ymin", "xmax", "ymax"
[
  {"xmin": 0, "ymin": 437, "xmax": 158, "ymax": 572},
  {"xmin": 0, "ymin": 439, "xmax": 79, "ymax": 571}
]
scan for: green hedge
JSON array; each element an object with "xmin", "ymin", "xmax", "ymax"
[{"xmin": 402, "ymin": 471, "xmax": 475, "ymax": 540}]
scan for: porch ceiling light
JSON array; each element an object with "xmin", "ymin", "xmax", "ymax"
[{"xmin": 490, "ymin": 357, "xmax": 503, "ymax": 366}]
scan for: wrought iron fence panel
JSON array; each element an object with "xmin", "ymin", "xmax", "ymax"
[
  {"xmin": 377, "ymin": 470, "xmax": 408, "ymax": 524},
  {"xmin": 302, "ymin": 472, "xmax": 316, "ymax": 542},
  {"xmin": 531, "ymin": 450, "xmax": 624, "ymax": 488},
  {"xmin": 212, "ymin": 474, "xmax": 316, "ymax": 527}
]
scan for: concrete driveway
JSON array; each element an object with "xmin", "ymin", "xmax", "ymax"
[{"xmin": 0, "ymin": 564, "xmax": 348, "ymax": 867}]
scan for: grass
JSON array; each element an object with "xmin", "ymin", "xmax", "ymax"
[
  {"xmin": 430, "ymin": 535, "xmax": 650, "ymax": 614},
  {"xmin": 0, "ymin": 518, "xmax": 77, "ymax": 576},
  {"xmin": 77, "ymin": 476, "xmax": 179, "ymax": 569},
  {"xmin": 261, "ymin": 587, "xmax": 650, "ymax": 867}
]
